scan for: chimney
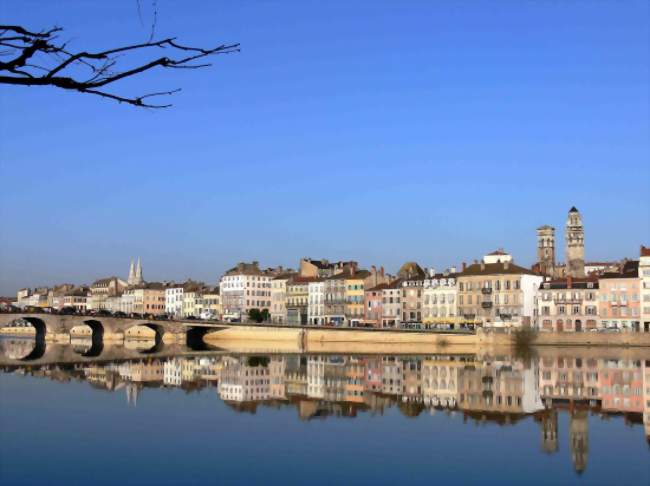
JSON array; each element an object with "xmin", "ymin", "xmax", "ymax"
[
  {"xmin": 504, "ymin": 261, "xmax": 510, "ymax": 270},
  {"xmin": 380, "ymin": 266, "xmax": 385, "ymax": 276},
  {"xmin": 567, "ymin": 275, "xmax": 573, "ymax": 289},
  {"xmin": 480, "ymin": 262, "xmax": 485, "ymax": 271},
  {"xmin": 450, "ymin": 266, "xmax": 457, "ymax": 273},
  {"xmin": 462, "ymin": 262, "xmax": 467, "ymax": 271},
  {"xmin": 428, "ymin": 268, "xmax": 435, "ymax": 278}
]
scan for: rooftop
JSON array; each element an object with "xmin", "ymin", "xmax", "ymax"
[{"xmin": 458, "ymin": 261, "xmax": 536, "ymax": 277}]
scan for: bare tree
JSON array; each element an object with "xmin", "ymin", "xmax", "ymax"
[{"xmin": 0, "ymin": 25, "xmax": 239, "ymax": 108}]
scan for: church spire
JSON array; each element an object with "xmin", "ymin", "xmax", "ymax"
[
  {"xmin": 135, "ymin": 257, "xmax": 143, "ymax": 284},
  {"xmin": 128, "ymin": 259, "xmax": 135, "ymax": 285}
]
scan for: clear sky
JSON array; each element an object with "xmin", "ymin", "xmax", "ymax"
[{"xmin": 1, "ymin": 1, "xmax": 648, "ymax": 295}]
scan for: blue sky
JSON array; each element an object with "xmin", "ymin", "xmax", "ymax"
[{"xmin": 1, "ymin": 1, "xmax": 648, "ymax": 294}]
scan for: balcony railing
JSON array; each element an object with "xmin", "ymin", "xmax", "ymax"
[
  {"xmin": 481, "ymin": 302, "xmax": 493, "ymax": 309},
  {"xmin": 481, "ymin": 288, "xmax": 493, "ymax": 295}
]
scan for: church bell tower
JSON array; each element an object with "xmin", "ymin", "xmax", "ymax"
[{"xmin": 565, "ymin": 207, "xmax": 585, "ymax": 278}]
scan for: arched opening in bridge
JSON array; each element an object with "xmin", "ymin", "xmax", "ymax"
[
  {"xmin": 125, "ymin": 323, "xmax": 165, "ymax": 354},
  {"xmin": 18, "ymin": 317, "xmax": 46, "ymax": 361},
  {"xmin": 186, "ymin": 326, "xmax": 216, "ymax": 351},
  {"xmin": 70, "ymin": 320, "xmax": 104, "ymax": 357}
]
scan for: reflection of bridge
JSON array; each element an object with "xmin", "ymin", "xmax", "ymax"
[
  {"xmin": 0, "ymin": 313, "xmax": 230, "ymax": 345},
  {"xmin": 0, "ymin": 339, "xmax": 246, "ymax": 368}
]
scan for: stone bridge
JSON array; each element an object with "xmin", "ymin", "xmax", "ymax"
[{"xmin": 0, "ymin": 313, "xmax": 229, "ymax": 346}]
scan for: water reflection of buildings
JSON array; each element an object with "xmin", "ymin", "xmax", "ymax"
[{"xmin": 3, "ymin": 345, "xmax": 649, "ymax": 472}]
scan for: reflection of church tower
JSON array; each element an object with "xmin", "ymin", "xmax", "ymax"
[
  {"xmin": 126, "ymin": 383, "xmax": 140, "ymax": 406},
  {"xmin": 566, "ymin": 207, "xmax": 585, "ymax": 278},
  {"xmin": 541, "ymin": 409, "xmax": 559, "ymax": 454},
  {"xmin": 127, "ymin": 258, "xmax": 144, "ymax": 286},
  {"xmin": 569, "ymin": 410, "xmax": 589, "ymax": 474},
  {"xmin": 536, "ymin": 226, "xmax": 556, "ymax": 277}
]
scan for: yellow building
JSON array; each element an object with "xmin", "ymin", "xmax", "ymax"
[
  {"xmin": 345, "ymin": 273, "xmax": 367, "ymax": 326},
  {"xmin": 198, "ymin": 288, "xmax": 221, "ymax": 320}
]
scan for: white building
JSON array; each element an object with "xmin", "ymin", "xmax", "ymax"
[
  {"xmin": 220, "ymin": 262, "xmax": 274, "ymax": 321},
  {"xmin": 165, "ymin": 287, "xmax": 184, "ymax": 318},
  {"xmin": 422, "ymin": 268, "xmax": 458, "ymax": 327},
  {"xmin": 163, "ymin": 358, "xmax": 183, "ymax": 386},
  {"xmin": 308, "ymin": 280, "xmax": 325, "ymax": 325},
  {"xmin": 640, "ymin": 246, "xmax": 650, "ymax": 333}
]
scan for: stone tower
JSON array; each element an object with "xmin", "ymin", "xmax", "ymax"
[
  {"xmin": 536, "ymin": 225, "xmax": 556, "ymax": 277},
  {"xmin": 540, "ymin": 409, "xmax": 558, "ymax": 454},
  {"xmin": 565, "ymin": 207, "xmax": 585, "ymax": 278},
  {"xmin": 569, "ymin": 410, "xmax": 589, "ymax": 474}
]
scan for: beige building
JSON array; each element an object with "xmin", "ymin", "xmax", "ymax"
[
  {"xmin": 380, "ymin": 280, "xmax": 402, "ymax": 328},
  {"xmin": 398, "ymin": 262, "xmax": 426, "ymax": 325},
  {"xmin": 287, "ymin": 276, "xmax": 314, "ymax": 325},
  {"xmin": 122, "ymin": 283, "xmax": 166, "ymax": 315},
  {"xmin": 271, "ymin": 273, "xmax": 294, "ymax": 324},
  {"xmin": 197, "ymin": 287, "xmax": 221, "ymax": 320},
  {"xmin": 457, "ymin": 251, "xmax": 542, "ymax": 328},
  {"xmin": 88, "ymin": 276, "xmax": 128, "ymax": 311}
]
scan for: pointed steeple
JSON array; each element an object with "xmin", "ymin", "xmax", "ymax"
[
  {"xmin": 135, "ymin": 257, "xmax": 143, "ymax": 284},
  {"xmin": 128, "ymin": 259, "xmax": 135, "ymax": 285}
]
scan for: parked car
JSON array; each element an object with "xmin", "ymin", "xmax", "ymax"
[
  {"xmin": 58, "ymin": 306, "xmax": 77, "ymax": 315},
  {"xmin": 113, "ymin": 311, "xmax": 127, "ymax": 318}
]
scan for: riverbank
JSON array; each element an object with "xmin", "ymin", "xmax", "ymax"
[{"xmin": 204, "ymin": 325, "xmax": 650, "ymax": 352}]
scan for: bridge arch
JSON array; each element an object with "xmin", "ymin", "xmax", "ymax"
[
  {"xmin": 21, "ymin": 316, "xmax": 47, "ymax": 340},
  {"xmin": 69, "ymin": 320, "xmax": 105, "ymax": 357},
  {"xmin": 186, "ymin": 326, "xmax": 213, "ymax": 350},
  {"xmin": 125, "ymin": 322, "xmax": 166, "ymax": 353}
]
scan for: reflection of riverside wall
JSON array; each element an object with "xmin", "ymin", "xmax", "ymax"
[{"xmin": 478, "ymin": 330, "xmax": 650, "ymax": 347}]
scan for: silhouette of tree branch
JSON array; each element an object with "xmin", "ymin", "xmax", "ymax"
[{"xmin": 0, "ymin": 25, "xmax": 239, "ymax": 108}]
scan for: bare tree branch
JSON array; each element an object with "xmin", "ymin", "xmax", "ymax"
[{"xmin": 0, "ymin": 24, "xmax": 239, "ymax": 108}]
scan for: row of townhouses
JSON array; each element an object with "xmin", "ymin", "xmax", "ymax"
[{"xmin": 10, "ymin": 208, "xmax": 650, "ymax": 332}]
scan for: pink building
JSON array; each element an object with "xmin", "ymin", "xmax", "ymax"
[
  {"xmin": 598, "ymin": 261, "xmax": 641, "ymax": 331},
  {"xmin": 363, "ymin": 284, "xmax": 387, "ymax": 328},
  {"xmin": 599, "ymin": 360, "xmax": 644, "ymax": 413}
]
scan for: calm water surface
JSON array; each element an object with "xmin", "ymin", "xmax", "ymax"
[{"xmin": 0, "ymin": 337, "xmax": 648, "ymax": 485}]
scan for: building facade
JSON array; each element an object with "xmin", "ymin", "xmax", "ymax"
[
  {"xmin": 422, "ymin": 269, "xmax": 458, "ymax": 328},
  {"xmin": 640, "ymin": 246, "xmax": 650, "ymax": 333},
  {"xmin": 598, "ymin": 260, "xmax": 641, "ymax": 331},
  {"xmin": 220, "ymin": 262, "xmax": 274, "ymax": 321},
  {"xmin": 308, "ymin": 280, "xmax": 326, "ymax": 326},
  {"xmin": 536, "ymin": 277, "xmax": 599, "ymax": 332},
  {"xmin": 457, "ymin": 251, "xmax": 543, "ymax": 328},
  {"xmin": 271, "ymin": 273, "xmax": 293, "ymax": 324}
]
